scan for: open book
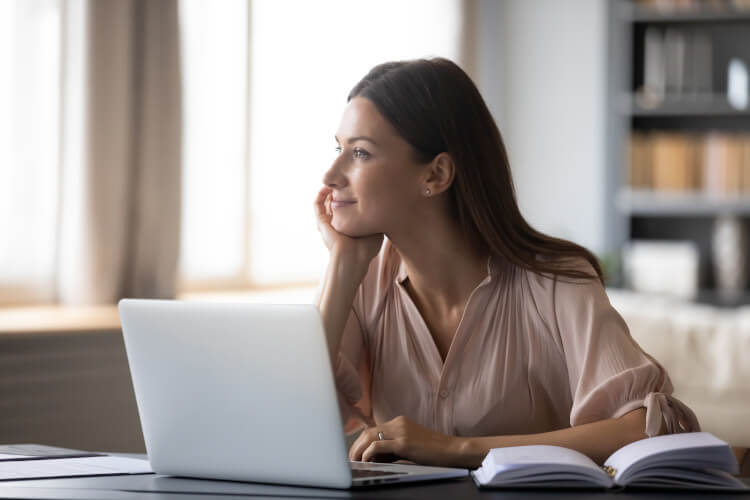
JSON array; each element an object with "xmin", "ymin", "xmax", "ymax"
[{"xmin": 472, "ymin": 432, "xmax": 748, "ymax": 491}]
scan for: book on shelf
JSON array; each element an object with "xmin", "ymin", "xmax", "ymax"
[
  {"xmin": 637, "ymin": 24, "xmax": 713, "ymax": 108},
  {"xmin": 629, "ymin": 133, "xmax": 652, "ymax": 188},
  {"xmin": 651, "ymin": 132, "xmax": 699, "ymax": 191},
  {"xmin": 703, "ymin": 133, "xmax": 745, "ymax": 195},
  {"xmin": 628, "ymin": 132, "xmax": 750, "ymax": 195},
  {"xmin": 741, "ymin": 135, "xmax": 750, "ymax": 192},
  {"xmin": 664, "ymin": 29, "xmax": 686, "ymax": 97},
  {"xmin": 472, "ymin": 432, "xmax": 748, "ymax": 491}
]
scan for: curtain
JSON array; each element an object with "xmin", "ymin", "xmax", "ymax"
[{"xmin": 57, "ymin": 0, "xmax": 182, "ymax": 304}]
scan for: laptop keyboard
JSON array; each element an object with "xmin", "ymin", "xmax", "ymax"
[
  {"xmin": 350, "ymin": 462, "xmax": 408, "ymax": 478},
  {"xmin": 351, "ymin": 468, "xmax": 406, "ymax": 478}
]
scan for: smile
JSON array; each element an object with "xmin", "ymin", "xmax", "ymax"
[{"xmin": 331, "ymin": 200, "xmax": 356, "ymax": 209}]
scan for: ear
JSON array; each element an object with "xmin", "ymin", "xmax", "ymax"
[{"xmin": 423, "ymin": 152, "xmax": 455, "ymax": 197}]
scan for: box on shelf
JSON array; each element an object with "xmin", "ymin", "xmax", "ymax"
[{"xmin": 623, "ymin": 240, "xmax": 699, "ymax": 299}]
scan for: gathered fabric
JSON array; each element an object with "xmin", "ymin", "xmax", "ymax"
[{"xmin": 643, "ymin": 392, "xmax": 701, "ymax": 437}]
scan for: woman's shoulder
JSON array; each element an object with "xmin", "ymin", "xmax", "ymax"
[
  {"xmin": 521, "ymin": 254, "xmax": 606, "ymax": 322},
  {"xmin": 514, "ymin": 254, "xmax": 615, "ymax": 355},
  {"xmin": 523, "ymin": 254, "xmax": 600, "ymax": 290}
]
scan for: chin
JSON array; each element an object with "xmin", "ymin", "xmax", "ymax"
[{"xmin": 332, "ymin": 216, "xmax": 375, "ymax": 238}]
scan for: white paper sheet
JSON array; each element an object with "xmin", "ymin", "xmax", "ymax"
[{"xmin": 0, "ymin": 456, "xmax": 152, "ymax": 480}]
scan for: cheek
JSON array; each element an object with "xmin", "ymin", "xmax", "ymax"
[
  {"xmin": 331, "ymin": 164, "xmax": 418, "ymax": 235},
  {"xmin": 359, "ymin": 175, "xmax": 407, "ymax": 215},
  {"xmin": 365, "ymin": 177, "xmax": 416, "ymax": 216},
  {"xmin": 330, "ymin": 200, "xmax": 380, "ymax": 236},
  {"xmin": 361, "ymin": 192, "xmax": 412, "ymax": 230}
]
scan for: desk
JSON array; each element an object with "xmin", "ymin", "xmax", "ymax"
[{"xmin": 1, "ymin": 471, "xmax": 749, "ymax": 499}]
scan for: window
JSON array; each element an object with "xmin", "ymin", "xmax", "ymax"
[
  {"xmin": 0, "ymin": 0, "xmax": 62, "ymax": 305},
  {"xmin": 179, "ymin": 0, "xmax": 250, "ymax": 287},
  {"xmin": 0, "ymin": 0, "xmax": 464, "ymax": 305},
  {"xmin": 179, "ymin": 0, "xmax": 463, "ymax": 290}
]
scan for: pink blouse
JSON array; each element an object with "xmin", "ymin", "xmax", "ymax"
[{"xmin": 334, "ymin": 240, "xmax": 700, "ymax": 438}]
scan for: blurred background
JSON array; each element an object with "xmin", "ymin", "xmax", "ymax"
[
  {"xmin": 0, "ymin": 0, "xmax": 748, "ymax": 459},
  {"xmin": 0, "ymin": 0, "xmax": 621, "ymax": 310}
]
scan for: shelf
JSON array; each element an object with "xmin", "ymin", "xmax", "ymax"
[
  {"xmin": 619, "ymin": 3, "xmax": 750, "ymax": 23},
  {"xmin": 693, "ymin": 288, "xmax": 750, "ymax": 307},
  {"xmin": 623, "ymin": 94, "xmax": 750, "ymax": 117},
  {"xmin": 617, "ymin": 189, "xmax": 750, "ymax": 216},
  {"xmin": 609, "ymin": 286, "xmax": 750, "ymax": 308}
]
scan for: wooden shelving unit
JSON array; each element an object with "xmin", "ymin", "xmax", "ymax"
[{"xmin": 605, "ymin": 0, "xmax": 750, "ymax": 305}]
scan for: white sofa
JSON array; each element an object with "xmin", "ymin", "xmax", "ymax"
[{"xmin": 608, "ymin": 289, "xmax": 750, "ymax": 450}]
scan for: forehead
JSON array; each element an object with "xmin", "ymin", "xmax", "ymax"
[{"xmin": 336, "ymin": 97, "xmax": 399, "ymax": 142}]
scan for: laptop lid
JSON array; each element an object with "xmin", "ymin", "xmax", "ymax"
[{"xmin": 119, "ymin": 299, "xmax": 353, "ymax": 489}]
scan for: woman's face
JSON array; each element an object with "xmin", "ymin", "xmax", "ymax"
[{"xmin": 323, "ymin": 96, "xmax": 426, "ymax": 237}]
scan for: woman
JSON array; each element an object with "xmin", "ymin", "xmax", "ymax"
[{"xmin": 313, "ymin": 58, "xmax": 699, "ymax": 469}]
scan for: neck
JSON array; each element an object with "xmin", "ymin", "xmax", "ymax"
[{"xmin": 387, "ymin": 212, "xmax": 489, "ymax": 312}]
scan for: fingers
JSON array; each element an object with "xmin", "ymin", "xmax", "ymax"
[
  {"xmin": 314, "ymin": 187, "xmax": 332, "ymax": 221},
  {"xmin": 349, "ymin": 427, "xmax": 377, "ymax": 461},
  {"xmin": 361, "ymin": 439, "xmax": 403, "ymax": 463},
  {"xmin": 349, "ymin": 420, "xmax": 402, "ymax": 462}
]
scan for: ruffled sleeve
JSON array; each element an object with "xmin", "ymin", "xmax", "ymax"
[
  {"xmin": 333, "ymin": 306, "xmax": 375, "ymax": 434},
  {"xmin": 322, "ymin": 240, "xmax": 399, "ymax": 435},
  {"xmin": 552, "ymin": 261, "xmax": 700, "ymax": 436}
]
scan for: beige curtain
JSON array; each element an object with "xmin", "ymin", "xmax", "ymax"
[
  {"xmin": 460, "ymin": 0, "xmax": 479, "ymax": 81},
  {"xmin": 57, "ymin": 0, "xmax": 182, "ymax": 305}
]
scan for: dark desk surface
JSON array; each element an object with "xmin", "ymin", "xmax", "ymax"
[{"xmin": 1, "ymin": 473, "xmax": 749, "ymax": 500}]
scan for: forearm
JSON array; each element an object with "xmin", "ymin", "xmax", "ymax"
[
  {"xmin": 455, "ymin": 408, "xmax": 648, "ymax": 468},
  {"xmin": 733, "ymin": 447, "xmax": 749, "ymax": 476},
  {"xmin": 316, "ymin": 250, "xmax": 369, "ymax": 361}
]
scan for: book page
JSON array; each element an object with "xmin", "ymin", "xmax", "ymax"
[
  {"xmin": 485, "ymin": 445, "xmax": 601, "ymax": 470},
  {"xmin": 604, "ymin": 432, "xmax": 733, "ymax": 484},
  {"xmin": 474, "ymin": 445, "xmax": 612, "ymax": 488},
  {"xmin": 0, "ymin": 444, "xmax": 101, "ymax": 461}
]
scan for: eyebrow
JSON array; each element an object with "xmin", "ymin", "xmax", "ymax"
[{"xmin": 334, "ymin": 135, "xmax": 378, "ymax": 146}]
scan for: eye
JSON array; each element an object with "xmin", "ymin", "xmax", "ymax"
[
  {"xmin": 334, "ymin": 145, "xmax": 342, "ymax": 154},
  {"xmin": 353, "ymin": 147, "xmax": 370, "ymax": 159}
]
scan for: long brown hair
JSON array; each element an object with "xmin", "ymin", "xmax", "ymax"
[{"xmin": 348, "ymin": 58, "xmax": 603, "ymax": 284}]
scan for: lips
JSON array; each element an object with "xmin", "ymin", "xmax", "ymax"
[{"xmin": 331, "ymin": 198, "xmax": 356, "ymax": 209}]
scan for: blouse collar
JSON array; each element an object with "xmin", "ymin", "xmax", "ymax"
[{"xmin": 396, "ymin": 253, "xmax": 499, "ymax": 286}]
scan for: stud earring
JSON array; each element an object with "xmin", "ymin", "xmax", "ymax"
[{"xmin": 425, "ymin": 188, "xmax": 431, "ymax": 196}]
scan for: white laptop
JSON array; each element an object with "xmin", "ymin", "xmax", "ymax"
[{"xmin": 118, "ymin": 299, "xmax": 468, "ymax": 489}]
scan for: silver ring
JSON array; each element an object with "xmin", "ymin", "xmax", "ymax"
[{"xmin": 377, "ymin": 431, "xmax": 385, "ymax": 441}]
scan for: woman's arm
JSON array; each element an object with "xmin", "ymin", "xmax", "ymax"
[
  {"xmin": 455, "ymin": 407, "xmax": 648, "ymax": 467},
  {"xmin": 352, "ymin": 408, "xmax": 648, "ymax": 468},
  {"xmin": 316, "ymin": 248, "xmax": 370, "ymax": 360},
  {"xmin": 313, "ymin": 187, "xmax": 382, "ymax": 360},
  {"xmin": 733, "ymin": 447, "xmax": 749, "ymax": 476}
]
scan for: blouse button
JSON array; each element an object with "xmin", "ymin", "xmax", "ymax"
[{"xmin": 439, "ymin": 390, "xmax": 449, "ymax": 399}]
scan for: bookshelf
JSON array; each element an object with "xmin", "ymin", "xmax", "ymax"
[
  {"xmin": 628, "ymin": 95, "xmax": 750, "ymax": 116},
  {"xmin": 618, "ymin": 189, "xmax": 750, "ymax": 215},
  {"xmin": 606, "ymin": 0, "xmax": 750, "ymax": 305}
]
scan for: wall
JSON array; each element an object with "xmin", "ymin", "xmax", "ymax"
[
  {"xmin": 0, "ymin": 329, "xmax": 144, "ymax": 452},
  {"xmin": 477, "ymin": 0, "xmax": 609, "ymax": 255}
]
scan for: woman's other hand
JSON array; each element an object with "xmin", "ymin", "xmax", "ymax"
[{"xmin": 314, "ymin": 186, "xmax": 383, "ymax": 267}]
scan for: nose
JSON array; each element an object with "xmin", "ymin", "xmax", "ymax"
[{"xmin": 322, "ymin": 156, "xmax": 348, "ymax": 189}]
